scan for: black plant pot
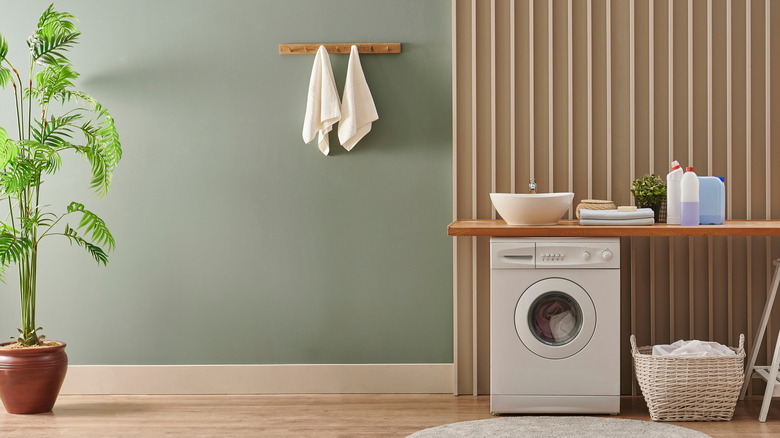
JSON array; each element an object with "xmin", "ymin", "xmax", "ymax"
[{"xmin": 636, "ymin": 201, "xmax": 667, "ymax": 223}]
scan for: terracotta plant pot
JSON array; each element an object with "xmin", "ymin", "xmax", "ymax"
[{"xmin": 0, "ymin": 342, "xmax": 67, "ymax": 414}]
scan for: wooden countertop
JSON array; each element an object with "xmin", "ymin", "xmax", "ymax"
[{"xmin": 448, "ymin": 219, "xmax": 780, "ymax": 237}]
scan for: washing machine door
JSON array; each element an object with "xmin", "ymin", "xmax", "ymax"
[{"xmin": 515, "ymin": 277, "xmax": 596, "ymax": 359}]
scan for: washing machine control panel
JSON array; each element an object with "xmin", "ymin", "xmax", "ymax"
[
  {"xmin": 535, "ymin": 242, "xmax": 620, "ymax": 269},
  {"xmin": 491, "ymin": 238, "xmax": 621, "ymax": 269}
]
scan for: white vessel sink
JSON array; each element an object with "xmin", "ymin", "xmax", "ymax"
[{"xmin": 490, "ymin": 193, "xmax": 575, "ymax": 225}]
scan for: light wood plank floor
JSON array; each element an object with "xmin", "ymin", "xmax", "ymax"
[{"xmin": 0, "ymin": 395, "xmax": 778, "ymax": 437}]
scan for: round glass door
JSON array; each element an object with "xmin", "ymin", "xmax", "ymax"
[
  {"xmin": 528, "ymin": 292, "xmax": 583, "ymax": 346},
  {"xmin": 515, "ymin": 277, "xmax": 596, "ymax": 359}
]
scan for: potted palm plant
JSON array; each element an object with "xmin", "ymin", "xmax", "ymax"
[{"xmin": 0, "ymin": 4, "xmax": 122, "ymax": 413}]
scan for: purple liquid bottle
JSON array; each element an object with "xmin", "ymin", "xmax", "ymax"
[
  {"xmin": 680, "ymin": 166, "xmax": 699, "ymax": 226},
  {"xmin": 680, "ymin": 202, "xmax": 699, "ymax": 226}
]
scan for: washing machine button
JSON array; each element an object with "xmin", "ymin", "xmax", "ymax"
[
  {"xmin": 582, "ymin": 251, "xmax": 591, "ymax": 260},
  {"xmin": 601, "ymin": 249, "xmax": 614, "ymax": 261}
]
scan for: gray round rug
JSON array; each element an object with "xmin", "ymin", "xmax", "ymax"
[{"xmin": 407, "ymin": 416, "xmax": 711, "ymax": 438}]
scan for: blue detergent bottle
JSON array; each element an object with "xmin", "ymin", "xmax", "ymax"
[{"xmin": 698, "ymin": 176, "xmax": 725, "ymax": 225}]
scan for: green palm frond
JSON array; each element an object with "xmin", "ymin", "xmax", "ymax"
[
  {"xmin": 0, "ymin": 128, "xmax": 18, "ymax": 169},
  {"xmin": 29, "ymin": 4, "xmax": 80, "ymax": 67},
  {"xmin": 77, "ymin": 104, "xmax": 122, "ymax": 196},
  {"xmin": 83, "ymin": 144, "xmax": 109, "ymax": 196},
  {"xmin": 32, "ymin": 114, "xmax": 78, "ymax": 149},
  {"xmin": 58, "ymin": 90, "xmax": 96, "ymax": 106},
  {"xmin": 0, "ymin": 232, "xmax": 33, "ymax": 279},
  {"xmin": 66, "ymin": 202, "xmax": 115, "ymax": 251},
  {"xmin": 0, "ymin": 67, "xmax": 11, "ymax": 89},
  {"xmin": 0, "ymin": 32, "xmax": 7, "ymax": 60},
  {"xmin": 20, "ymin": 209, "xmax": 56, "ymax": 235},
  {"xmin": 36, "ymin": 4, "xmax": 79, "ymax": 35},
  {"xmin": 62, "ymin": 224, "xmax": 108, "ymax": 265},
  {"xmin": 33, "ymin": 63, "xmax": 79, "ymax": 107},
  {"xmin": 0, "ymin": 159, "xmax": 36, "ymax": 194},
  {"xmin": 25, "ymin": 140, "xmax": 62, "ymax": 174},
  {"xmin": 95, "ymin": 106, "xmax": 122, "ymax": 166},
  {"xmin": 0, "ymin": 33, "xmax": 9, "ymax": 90},
  {"xmin": 30, "ymin": 31, "xmax": 79, "ymax": 67},
  {"xmin": 28, "ymin": 88, "xmax": 97, "ymax": 107}
]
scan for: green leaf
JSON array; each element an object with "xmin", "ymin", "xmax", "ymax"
[
  {"xmin": 20, "ymin": 139, "xmax": 62, "ymax": 175},
  {"xmin": 33, "ymin": 115, "xmax": 79, "ymax": 144},
  {"xmin": 76, "ymin": 104, "xmax": 122, "ymax": 197},
  {"xmin": 0, "ymin": 232, "xmax": 34, "ymax": 280},
  {"xmin": 31, "ymin": 31, "xmax": 80, "ymax": 66},
  {"xmin": 0, "ymin": 159, "xmax": 36, "ymax": 194},
  {"xmin": 0, "ymin": 33, "xmax": 9, "ymax": 89},
  {"xmin": 34, "ymin": 64, "xmax": 80, "ymax": 107},
  {"xmin": 66, "ymin": 202, "xmax": 115, "ymax": 251},
  {"xmin": 62, "ymin": 222, "xmax": 108, "ymax": 265},
  {"xmin": 0, "ymin": 32, "xmax": 8, "ymax": 60},
  {"xmin": 37, "ymin": 4, "xmax": 79, "ymax": 35},
  {"xmin": 0, "ymin": 67, "xmax": 11, "ymax": 89},
  {"xmin": 30, "ymin": 4, "xmax": 81, "ymax": 67},
  {"xmin": 66, "ymin": 202, "xmax": 83, "ymax": 214},
  {"xmin": 20, "ymin": 209, "xmax": 56, "ymax": 234},
  {"xmin": 0, "ymin": 128, "xmax": 18, "ymax": 169}
]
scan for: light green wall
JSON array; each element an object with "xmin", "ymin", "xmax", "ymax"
[{"xmin": 0, "ymin": 1, "xmax": 452, "ymax": 365}]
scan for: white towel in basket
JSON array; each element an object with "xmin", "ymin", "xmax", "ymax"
[{"xmin": 652, "ymin": 339, "xmax": 736, "ymax": 357}]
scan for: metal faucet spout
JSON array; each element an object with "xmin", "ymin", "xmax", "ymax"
[{"xmin": 528, "ymin": 178, "xmax": 537, "ymax": 194}]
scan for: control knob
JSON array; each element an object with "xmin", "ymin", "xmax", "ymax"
[
  {"xmin": 601, "ymin": 249, "xmax": 613, "ymax": 261},
  {"xmin": 582, "ymin": 251, "xmax": 591, "ymax": 261}
]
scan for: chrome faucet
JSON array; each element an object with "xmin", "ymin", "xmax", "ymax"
[{"xmin": 528, "ymin": 178, "xmax": 537, "ymax": 194}]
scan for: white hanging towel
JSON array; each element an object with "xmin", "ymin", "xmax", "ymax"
[
  {"xmin": 302, "ymin": 46, "xmax": 341, "ymax": 155},
  {"xmin": 338, "ymin": 45, "xmax": 379, "ymax": 151}
]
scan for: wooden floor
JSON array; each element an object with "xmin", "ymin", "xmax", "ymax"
[{"xmin": 0, "ymin": 395, "xmax": 778, "ymax": 437}]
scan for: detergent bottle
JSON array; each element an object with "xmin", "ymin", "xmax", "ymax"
[
  {"xmin": 698, "ymin": 176, "xmax": 725, "ymax": 225},
  {"xmin": 666, "ymin": 161, "xmax": 683, "ymax": 225},
  {"xmin": 680, "ymin": 167, "xmax": 699, "ymax": 226}
]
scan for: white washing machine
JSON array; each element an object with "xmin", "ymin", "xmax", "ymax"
[{"xmin": 490, "ymin": 237, "xmax": 620, "ymax": 415}]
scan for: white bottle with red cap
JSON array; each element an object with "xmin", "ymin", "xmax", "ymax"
[
  {"xmin": 666, "ymin": 160, "xmax": 683, "ymax": 224},
  {"xmin": 680, "ymin": 166, "xmax": 699, "ymax": 226}
]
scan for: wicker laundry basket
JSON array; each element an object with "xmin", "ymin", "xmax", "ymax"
[{"xmin": 630, "ymin": 334, "xmax": 745, "ymax": 422}]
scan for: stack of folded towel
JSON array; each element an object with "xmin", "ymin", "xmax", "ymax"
[{"xmin": 579, "ymin": 208, "xmax": 655, "ymax": 226}]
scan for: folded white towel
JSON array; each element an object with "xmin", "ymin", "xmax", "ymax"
[
  {"xmin": 338, "ymin": 45, "xmax": 378, "ymax": 151},
  {"xmin": 579, "ymin": 218, "xmax": 655, "ymax": 226},
  {"xmin": 579, "ymin": 208, "xmax": 654, "ymax": 220},
  {"xmin": 303, "ymin": 46, "xmax": 341, "ymax": 155}
]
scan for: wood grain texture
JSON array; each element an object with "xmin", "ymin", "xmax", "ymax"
[
  {"xmin": 449, "ymin": 220, "xmax": 780, "ymax": 237},
  {"xmin": 453, "ymin": 0, "xmax": 779, "ymax": 397},
  {"xmin": 0, "ymin": 395, "xmax": 778, "ymax": 437},
  {"xmin": 278, "ymin": 43, "xmax": 400, "ymax": 54}
]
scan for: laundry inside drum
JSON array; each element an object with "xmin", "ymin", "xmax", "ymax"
[{"xmin": 528, "ymin": 292, "xmax": 583, "ymax": 346}]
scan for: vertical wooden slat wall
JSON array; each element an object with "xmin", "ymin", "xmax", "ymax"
[{"xmin": 452, "ymin": 0, "xmax": 780, "ymax": 396}]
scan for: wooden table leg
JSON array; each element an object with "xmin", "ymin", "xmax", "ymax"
[{"xmin": 741, "ymin": 260, "xmax": 780, "ymax": 400}]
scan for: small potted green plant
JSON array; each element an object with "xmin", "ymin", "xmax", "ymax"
[
  {"xmin": 0, "ymin": 4, "xmax": 122, "ymax": 413},
  {"xmin": 631, "ymin": 174, "xmax": 667, "ymax": 223}
]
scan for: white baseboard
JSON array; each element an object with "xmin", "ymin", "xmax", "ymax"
[{"xmin": 60, "ymin": 363, "xmax": 454, "ymax": 395}]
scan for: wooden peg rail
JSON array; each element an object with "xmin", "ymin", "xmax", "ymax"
[{"xmin": 279, "ymin": 43, "xmax": 401, "ymax": 55}]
